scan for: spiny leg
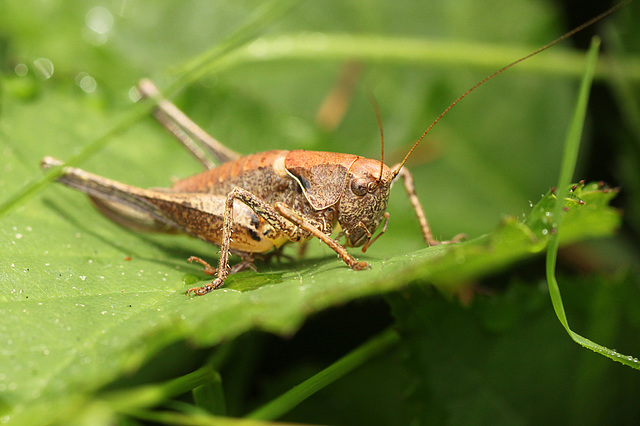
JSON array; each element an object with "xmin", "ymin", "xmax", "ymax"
[
  {"xmin": 393, "ymin": 166, "xmax": 465, "ymax": 246},
  {"xmin": 187, "ymin": 256, "xmax": 216, "ymax": 275},
  {"xmin": 256, "ymin": 245, "xmax": 296, "ymax": 265},
  {"xmin": 137, "ymin": 79, "xmax": 240, "ymax": 168},
  {"xmin": 275, "ymin": 203, "xmax": 368, "ymax": 271},
  {"xmin": 186, "ymin": 187, "xmax": 309, "ymax": 296},
  {"xmin": 297, "ymin": 240, "xmax": 309, "ymax": 259},
  {"xmin": 188, "ymin": 255, "xmax": 256, "ymax": 276},
  {"xmin": 230, "ymin": 258, "xmax": 258, "ymax": 274},
  {"xmin": 360, "ymin": 212, "xmax": 389, "ymax": 253},
  {"xmin": 185, "ymin": 189, "xmax": 236, "ymax": 295}
]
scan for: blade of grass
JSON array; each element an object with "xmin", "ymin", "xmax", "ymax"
[
  {"xmin": 247, "ymin": 328, "xmax": 400, "ymax": 421},
  {"xmin": 546, "ymin": 36, "xmax": 640, "ymax": 370},
  {"xmin": 101, "ymin": 364, "xmax": 214, "ymax": 412},
  {"xmin": 205, "ymin": 33, "xmax": 640, "ymax": 81},
  {"xmin": 192, "ymin": 370, "xmax": 226, "ymax": 416}
]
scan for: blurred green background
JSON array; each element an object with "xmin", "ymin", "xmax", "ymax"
[{"xmin": 1, "ymin": 0, "xmax": 639, "ymax": 424}]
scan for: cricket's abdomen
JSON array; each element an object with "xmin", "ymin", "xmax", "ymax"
[{"xmin": 143, "ymin": 192, "xmax": 289, "ymax": 253}]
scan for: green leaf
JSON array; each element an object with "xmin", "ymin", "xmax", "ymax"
[
  {"xmin": 0, "ymin": 168, "xmax": 620, "ymax": 422},
  {"xmin": 0, "ymin": 0, "xmax": 637, "ymax": 423}
]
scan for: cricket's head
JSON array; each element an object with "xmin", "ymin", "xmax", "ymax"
[{"xmin": 338, "ymin": 158, "xmax": 393, "ymax": 250}]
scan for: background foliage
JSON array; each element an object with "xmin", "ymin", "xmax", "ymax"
[{"xmin": 1, "ymin": 0, "xmax": 639, "ymax": 424}]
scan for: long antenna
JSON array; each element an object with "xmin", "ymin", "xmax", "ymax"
[
  {"xmin": 391, "ymin": 0, "xmax": 630, "ymax": 180},
  {"xmin": 367, "ymin": 92, "xmax": 386, "ymax": 181}
]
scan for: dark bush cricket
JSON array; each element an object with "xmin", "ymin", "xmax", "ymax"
[{"xmin": 42, "ymin": 3, "xmax": 629, "ymax": 295}]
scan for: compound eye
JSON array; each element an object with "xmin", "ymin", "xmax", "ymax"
[{"xmin": 351, "ymin": 178, "xmax": 368, "ymax": 196}]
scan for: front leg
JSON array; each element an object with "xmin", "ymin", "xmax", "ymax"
[
  {"xmin": 275, "ymin": 203, "xmax": 368, "ymax": 271},
  {"xmin": 186, "ymin": 187, "xmax": 309, "ymax": 296}
]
